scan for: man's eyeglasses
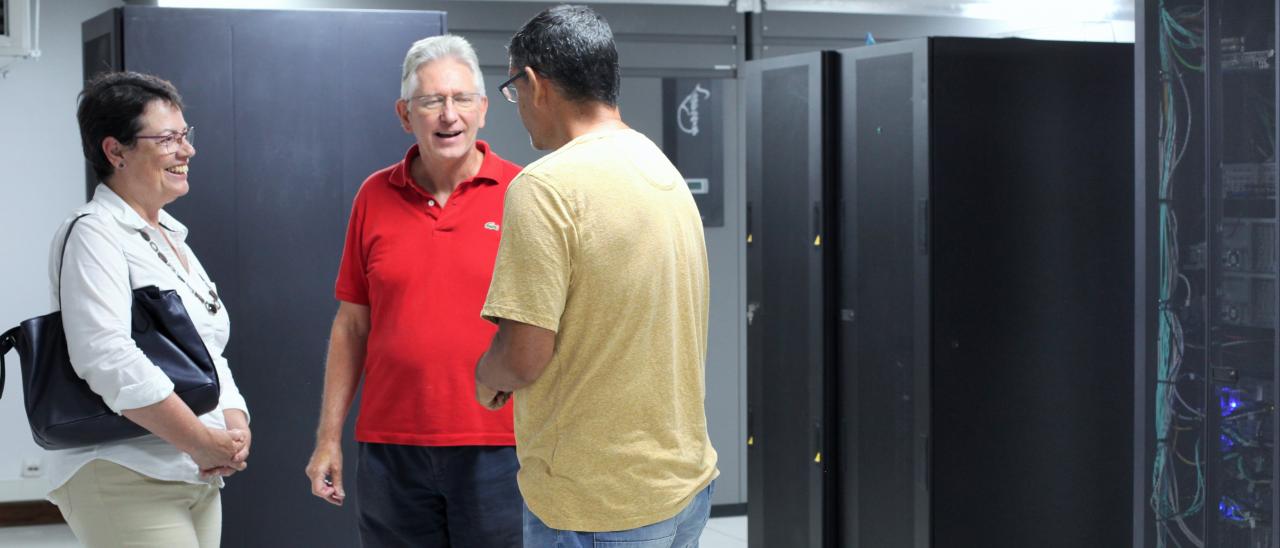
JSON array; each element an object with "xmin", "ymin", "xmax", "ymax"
[
  {"xmin": 406, "ymin": 93, "xmax": 484, "ymax": 113},
  {"xmin": 498, "ymin": 71, "xmax": 527, "ymax": 104},
  {"xmin": 135, "ymin": 126, "xmax": 194, "ymax": 153}
]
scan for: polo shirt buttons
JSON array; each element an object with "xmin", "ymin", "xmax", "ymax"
[{"xmin": 428, "ymin": 199, "xmax": 436, "ymax": 207}]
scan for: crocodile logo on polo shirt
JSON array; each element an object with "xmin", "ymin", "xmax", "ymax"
[{"xmin": 484, "ymin": 222, "xmax": 500, "ymax": 231}]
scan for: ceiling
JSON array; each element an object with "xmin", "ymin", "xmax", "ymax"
[
  {"xmin": 151, "ymin": 0, "xmax": 1135, "ymax": 22},
  {"xmin": 763, "ymin": 0, "xmax": 1133, "ymax": 21}
]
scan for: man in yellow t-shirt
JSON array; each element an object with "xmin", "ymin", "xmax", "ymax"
[{"xmin": 475, "ymin": 5, "xmax": 719, "ymax": 545}]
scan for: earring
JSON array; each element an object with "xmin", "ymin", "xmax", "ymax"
[{"xmin": 118, "ymin": 162, "xmax": 125, "ymax": 168}]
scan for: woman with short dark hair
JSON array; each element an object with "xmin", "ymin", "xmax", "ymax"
[{"xmin": 46, "ymin": 71, "xmax": 251, "ymax": 547}]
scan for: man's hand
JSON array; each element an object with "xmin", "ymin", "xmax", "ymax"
[
  {"xmin": 305, "ymin": 441, "xmax": 346, "ymax": 506},
  {"xmin": 476, "ymin": 381, "xmax": 511, "ymax": 410}
]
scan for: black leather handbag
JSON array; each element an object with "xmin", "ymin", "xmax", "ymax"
[{"xmin": 0, "ymin": 214, "xmax": 220, "ymax": 450}]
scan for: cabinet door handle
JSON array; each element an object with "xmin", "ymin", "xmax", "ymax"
[{"xmin": 813, "ymin": 202, "xmax": 822, "ymax": 247}]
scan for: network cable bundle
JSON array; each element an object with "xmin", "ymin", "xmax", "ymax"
[{"xmin": 1141, "ymin": 0, "xmax": 1278, "ymax": 546}]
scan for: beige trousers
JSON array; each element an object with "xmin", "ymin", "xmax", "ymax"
[{"xmin": 49, "ymin": 459, "xmax": 222, "ymax": 548}]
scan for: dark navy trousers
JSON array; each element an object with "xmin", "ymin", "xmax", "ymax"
[{"xmin": 356, "ymin": 443, "xmax": 522, "ymax": 548}]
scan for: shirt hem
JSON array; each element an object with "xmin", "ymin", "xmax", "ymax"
[{"xmin": 525, "ymin": 469, "xmax": 720, "ymax": 532}]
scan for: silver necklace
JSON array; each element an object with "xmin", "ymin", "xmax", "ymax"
[{"xmin": 137, "ymin": 230, "xmax": 222, "ymax": 315}]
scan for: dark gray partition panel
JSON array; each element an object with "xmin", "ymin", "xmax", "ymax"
[
  {"xmin": 83, "ymin": 7, "xmax": 442, "ymax": 546},
  {"xmin": 744, "ymin": 51, "xmax": 835, "ymax": 548}
]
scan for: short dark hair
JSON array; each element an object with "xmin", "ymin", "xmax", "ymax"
[
  {"xmin": 508, "ymin": 5, "xmax": 620, "ymax": 106},
  {"xmin": 77, "ymin": 71, "xmax": 184, "ymax": 181}
]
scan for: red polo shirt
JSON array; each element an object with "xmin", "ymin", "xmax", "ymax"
[{"xmin": 336, "ymin": 140, "xmax": 522, "ymax": 446}]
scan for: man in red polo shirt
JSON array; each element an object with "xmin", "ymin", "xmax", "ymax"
[{"xmin": 304, "ymin": 35, "xmax": 523, "ymax": 547}]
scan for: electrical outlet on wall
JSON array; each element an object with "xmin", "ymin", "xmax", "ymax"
[{"xmin": 21, "ymin": 457, "xmax": 43, "ymax": 478}]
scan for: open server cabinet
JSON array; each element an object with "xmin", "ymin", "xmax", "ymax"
[
  {"xmin": 746, "ymin": 38, "xmax": 1134, "ymax": 548},
  {"xmin": 1135, "ymin": 0, "xmax": 1280, "ymax": 546}
]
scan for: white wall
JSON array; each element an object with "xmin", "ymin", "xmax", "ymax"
[{"xmin": 0, "ymin": 0, "xmax": 123, "ymax": 502}]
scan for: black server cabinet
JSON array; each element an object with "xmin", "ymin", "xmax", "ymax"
[
  {"xmin": 743, "ymin": 51, "xmax": 838, "ymax": 548},
  {"xmin": 1135, "ymin": 0, "xmax": 1280, "ymax": 546},
  {"xmin": 747, "ymin": 38, "xmax": 1134, "ymax": 548},
  {"xmin": 82, "ymin": 7, "xmax": 444, "ymax": 547},
  {"xmin": 839, "ymin": 38, "xmax": 1134, "ymax": 548}
]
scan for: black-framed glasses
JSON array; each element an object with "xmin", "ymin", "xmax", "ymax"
[
  {"xmin": 498, "ymin": 71, "xmax": 527, "ymax": 104},
  {"xmin": 135, "ymin": 126, "xmax": 194, "ymax": 153}
]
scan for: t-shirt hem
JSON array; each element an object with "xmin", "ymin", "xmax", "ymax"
[
  {"xmin": 526, "ymin": 470, "xmax": 719, "ymax": 532},
  {"xmin": 355, "ymin": 431, "xmax": 516, "ymax": 447}
]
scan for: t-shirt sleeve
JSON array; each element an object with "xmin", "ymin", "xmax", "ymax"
[
  {"xmin": 335, "ymin": 187, "xmax": 370, "ymax": 305},
  {"xmin": 481, "ymin": 174, "xmax": 575, "ymax": 332}
]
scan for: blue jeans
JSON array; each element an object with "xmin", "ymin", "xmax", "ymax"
[
  {"xmin": 522, "ymin": 480, "xmax": 715, "ymax": 548},
  {"xmin": 356, "ymin": 443, "xmax": 522, "ymax": 548}
]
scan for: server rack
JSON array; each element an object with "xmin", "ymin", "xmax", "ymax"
[
  {"xmin": 843, "ymin": 37, "xmax": 1134, "ymax": 548},
  {"xmin": 82, "ymin": 7, "xmax": 444, "ymax": 547},
  {"xmin": 746, "ymin": 37, "xmax": 1134, "ymax": 548},
  {"xmin": 1135, "ymin": 0, "xmax": 1280, "ymax": 546}
]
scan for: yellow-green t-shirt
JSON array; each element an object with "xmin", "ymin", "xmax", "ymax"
[{"xmin": 481, "ymin": 128, "xmax": 719, "ymax": 532}]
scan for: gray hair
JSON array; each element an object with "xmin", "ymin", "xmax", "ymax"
[{"xmin": 401, "ymin": 35, "xmax": 486, "ymax": 100}]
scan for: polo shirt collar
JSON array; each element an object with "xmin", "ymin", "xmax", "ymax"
[
  {"xmin": 92, "ymin": 183, "xmax": 190, "ymax": 243},
  {"xmin": 389, "ymin": 140, "xmax": 503, "ymax": 190}
]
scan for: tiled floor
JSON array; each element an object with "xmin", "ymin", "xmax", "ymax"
[
  {"xmin": 0, "ymin": 516, "xmax": 748, "ymax": 547},
  {"xmin": 701, "ymin": 515, "xmax": 748, "ymax": 548}
]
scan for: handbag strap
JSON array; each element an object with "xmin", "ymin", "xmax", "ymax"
[
  {"xmin": 56, "ymin": 213, "xmax": 92, "ymax": 312},
  {"xmin": 0, "ymin": 326, "xmax": 12, "ymax": 400},
  {"xmin": 0, "ymin": 214, "xmax": 93, "ymax": 401}
]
